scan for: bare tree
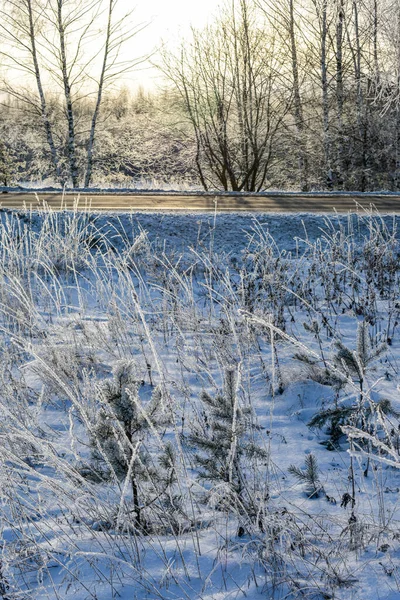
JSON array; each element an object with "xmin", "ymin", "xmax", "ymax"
[
  {"xmin": 53, "ymin": 0, "xmax": 84, "ymax": 187},
  {"xmin": 161, "ymin": 0, "xmax": 291, "ymax": 192},
  {"xmin": 335, "ymin": 0, "xmax": 345, "ymax": 183},
  {"xmin": 287, "ymin": 0, "xmax": 310, "ymax": 190},
  {"xmin": 85, "ymin": 1, "xmax": 148, "ymax": 187},
  {"xmin": 352, "ymin": 0, "xmax": 368, "ymax": 190},
  {"xmin": 312, "ymin": 0, "xmax": 332, "ymax": 184}
]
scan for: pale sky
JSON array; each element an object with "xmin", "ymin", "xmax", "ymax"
[
  {"xmin": 1, "ymin": 0, "xmax": 221, "ymax": 93},
  {"xmin": 121, "ymin": 0, "xmax": 220, "ymax": 89}
]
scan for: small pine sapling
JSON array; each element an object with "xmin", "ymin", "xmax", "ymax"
[
  {"xmin": 335, "ymin": 320, "xmax": 387, "ymax": 406},
  {"xmin": 91, "ymin": 360, "xmax": 169, "ymax": 532},
  {"xmin": 334, "ymin": 320, "xmax": 387, "ymax": 477},
  {"xmin": 288, "ymin": 453, "xmax": 323, "ymax": 498},
  {"xmin": 155, "ymin": 441, "xmax": 184, "ymax": 533},
  {"xmin": 189, "ymin": 366, "xmax": 267, "ymax": 535},
  {"xmin": 309, "ymin": 398, "xmax": 399, "ymax": 449},
  {"xmin": 309, "ymin": 405, "xmax": 356, "ymax": 449}
]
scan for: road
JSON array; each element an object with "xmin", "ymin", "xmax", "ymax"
[{"xmin": 1, "ymin": 192, "xmax": 400, "ymax": 212}]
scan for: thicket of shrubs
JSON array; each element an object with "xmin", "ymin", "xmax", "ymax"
[{"xmin": 0, "ymin": 89, "xmax": 198, "ymax": 189}]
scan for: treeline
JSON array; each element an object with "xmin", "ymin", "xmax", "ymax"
[{"xmin": 1, "ymin": 0, "xmax": 400, "ymax": 191}]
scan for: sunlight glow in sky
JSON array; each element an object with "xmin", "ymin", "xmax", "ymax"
[
  {"xmin": 126, "ymin": 0, "xmax": 219, "ymax": 89},
  {"xmin": 0, "ymin": 0, "xmax": 220, "ymax": 93}
]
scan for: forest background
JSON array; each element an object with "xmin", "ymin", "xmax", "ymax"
[{"xmin": 0, "ymin": 0, "xmax": 399, "ymax": 192}]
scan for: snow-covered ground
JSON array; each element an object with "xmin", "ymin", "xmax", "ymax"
[
  {"xmin": 0, "ymin": 207, "xmax": 399, "ymax": 600},
  {"xmin": 4, "ymin": 184, "xmax": 400, "ymax": 194}
]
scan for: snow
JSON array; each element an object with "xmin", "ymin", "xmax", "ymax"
[
  {"xmin": 0, "ymin": 206, "xmax": 399, "ymax": 599},
  {"xmin": 3, "ymin": 185, "xmax": 400, "ymax": 195},
  {"xmin": 6, "ymin": 207, "xmax": 400, "ymax": 256}
]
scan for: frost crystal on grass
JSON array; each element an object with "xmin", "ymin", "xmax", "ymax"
[{"xmin": 0, "ymin": 209, "xmax": 398, "ymax": 599}]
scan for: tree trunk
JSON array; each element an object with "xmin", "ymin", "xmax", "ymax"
[
  {"xmin": 27, "ymin": 0, "xmax": 61, "ymax": 183},
  {"xmin": 353, "ymin": 0, "xmax": 368, "ymax": 191},
  {"xmin": 373, "ymin": 0, "xmax": 379, "ymax": 77},
  {"xmin": 336, "ymin": 0, "xmax": 344, "ymax": 185},
  {"xmin": 289, "ymin": 0, "xmax": 309, "ymax": 191},
  {"xmin": 57, "ymin": 0, "xmax": 79, "ymax": 188},
  {"xmin": 131, "ymin": 475, "xmax": 142, "ymax": 530},
  {"xmin": 321, "ymin": 0, "xmax": 331, "ymax": 186},
  {"xmin": 85, "ymin": 0, "xmax": 114, "ymax": 188}
]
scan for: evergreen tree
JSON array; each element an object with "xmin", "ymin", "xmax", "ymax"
[
  {"xmin": 288, "ymin": 453, "xmax": 323, "ymax": 498},
  {"xmin": 317, "ymin": 321, "xmax": 389, "ymax": 477},
  {"xmin": 189, "ymin": 367, "xmax": 267, "ymax": 534},
  {"xmin": 334, "ymin": 320, "xmax": 387, "ymax": 402},
  {"xmin": 91, "ymin": 360, "xmax": 170, "ymax": 531},
  {"xmin": 0, "ymin": 141, "xmax": 13, "ymax": 186},
  {"xmin": 309, "ymin": 398, "xmax": 399, "ymax": 448}
]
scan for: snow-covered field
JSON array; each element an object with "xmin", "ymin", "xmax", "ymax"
[{"xmin": 0, "ymin": 207, "xmax": 399, "ymax": 600}]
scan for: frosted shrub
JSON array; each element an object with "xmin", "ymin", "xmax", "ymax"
[{"xmin": 33, "ymin": 210, "xmax": 102, "ymax": 275}]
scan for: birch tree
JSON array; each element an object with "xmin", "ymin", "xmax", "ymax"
[
  {"xmin": 0, "ymin": 0, "xmax": 62, "ymax": 181},
  {"xmin": 335, "ymin": 0, "xmax": 345, "ymax": 183},
  {"xmin": 313, "ymin": 0, "xmax": 332, "ymax": 184},
  {"xmin": 85, "ymin": 0, "xmax": 147, "ymax": 187},
  {"xmin": 259, "ymin": 0, "xmax": 310, "ymax": 190},
  {"xmin": 0, "ymin": 0, "xmax": 145, "ymax": 187},
  {"xmin": 288, "ymin": 0, "xmax": 310, "ymax": 191},
  {"xmin": 41, "ymin": 0, "xmax": 144, "ymax": 187}
]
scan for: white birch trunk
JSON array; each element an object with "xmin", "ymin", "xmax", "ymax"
[
  {"xmin": 57, "ymin": 0, "xmax": 79, "ymax": 188},
  {"xmin": 27, "ymin": 0, "xmax": 61, "ymax": 183}
]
